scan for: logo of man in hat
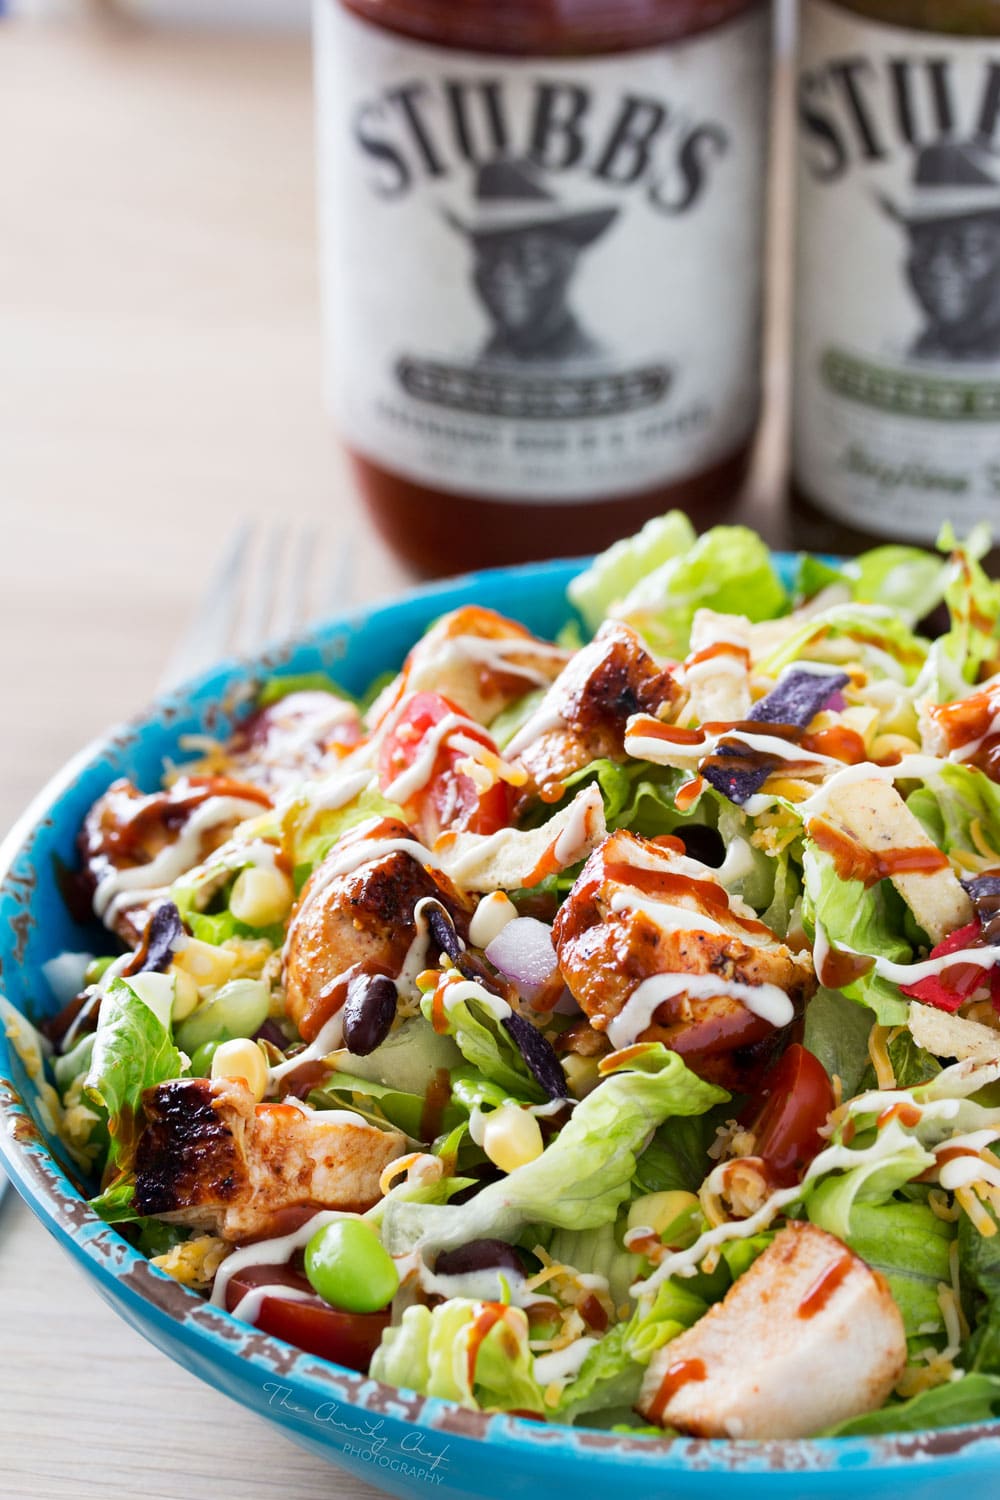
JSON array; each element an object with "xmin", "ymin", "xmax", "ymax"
[
  {"xmin": 879, "ymin": 140, "xmax": 1000, "ymax": 362},
  {"xmin": 444, "ymin": 160, "xmax": 619, "ymax": 366}
]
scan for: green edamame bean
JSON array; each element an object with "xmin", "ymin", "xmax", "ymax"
[
  {"xmin": 175, "ymin": 979, "xmax": 270, "ymax": 1055},
  {"xmin": 304, "ymin": 1220, "xmax": 399, "ymax": 1313},
  {"xmin": 190, "ymin": 1040, "xmax": 223, "ymax": 1078},
  {"xmin": 84, "ymin": 956, "xmax": 115, "ymax": 986}
]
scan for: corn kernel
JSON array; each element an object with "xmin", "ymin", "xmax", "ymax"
[
  {"xmin": 210, "ymin": 1037, "xmax": 269, "ymax": 1102},
  {"xmin": 468, "ymin": 892, "xmax": 518, "ymax": 950},
  {"xmin": 174, "ymin": 938, "xmax": 238, "ymax": 987},
  {"xmin": 627, "ymin": 1190, "xmax": 700, "ymax": 1238},
  {"xmin": 481, "ymin": 1104, "xmax": 544, "ymax": 1174},
  {"xmin": 170, "ymin": 967, "xmax": 200, "ymax": 1023},
  {"xmin": 229, "ymin": 866, "xmax": 295, "ymax": 929}
]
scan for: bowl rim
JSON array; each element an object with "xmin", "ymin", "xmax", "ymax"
[{"xmin": 3, "ymin": 552, "xmax": 1000, "ymax": 1476}]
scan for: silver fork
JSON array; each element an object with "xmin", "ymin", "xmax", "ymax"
[{"xmin": 157, "ymin": 521, "xmax": 356, "ymax": 693}]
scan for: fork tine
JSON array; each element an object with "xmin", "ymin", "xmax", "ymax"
[
  {"xmin": 238, "ymin": 522, "xmax": 286, "ymax": 657},
  {"xmin": 157, "ymin": 522, "xmax": 252, "ymax": 692},
  {"xmin": 271, "ymin": 522, "xmax": 319, "ymax": 642}
]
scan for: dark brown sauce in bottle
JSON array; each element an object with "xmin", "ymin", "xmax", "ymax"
[{"xmin": 319, "ymin": 0, "xmax": 773, "ymax": 574}]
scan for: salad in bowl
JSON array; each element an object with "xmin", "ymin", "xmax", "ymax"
[{"xmin": 9, "ymin": 512, "xmax": 1000, "ymax": 1444}]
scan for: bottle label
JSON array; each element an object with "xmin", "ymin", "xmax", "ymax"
[
  {"xmin": 794, "ymin": 0, "xmax": 1000, "ymax": 543},
  {"xmin": 314, "ymin": 3, "xmax": 770, "ymax": 503}
]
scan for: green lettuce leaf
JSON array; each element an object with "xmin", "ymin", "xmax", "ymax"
[
  {"xmin": 84, "ymin": 977, "xmax": 184, "ymax": 1174},
  {"xmin": 546, "ymin": 1218, "xmax": 643, "ymax": 1310},
  {"xmin": 847, "ymin": 545, "xmax": 948, "ymax": 622},
  {"xmin": 938, "ymin": 523, "xmax": 1000, "ymax": 685},
  {"xmin": 280, "ymin": 782, "xmax": 404, "ymax": 878},
  {"xmin": 381, "ymin": 1046, "xmax": 727, "ymax": 1255},
  {"xmin": 310, "ymin": 1071, "xmax": 464, "ymax": 1140},
  {"xmin": 801, "ymin": 840, "xmax": 913, "ymax": 1025},
  {"xmin": 758, "ymin": 602, "xmax": 928, "ymax": 685},
  {"xmin": 907, "ymin": 762, "xmax": 1000, "ymax": 865},
  {"xmin": 824, "ymin": 1373, "xmax": 1000, "ymax": 1436},
  {"xmin": 370, "ymin": 1299, "xmax": 544, "ymax": 1413},
  {"xmin": 630, "ymin": 1108, "xmax": 726, "ymax": 1197},
  {"xmin": 256, "ymin": 672, "xmax": 355, "ymax": 707},
  {"xmin": 568, "ymin": 510, "xmax": 697, "ymax": 634},
  {"xmin": 803, "ymin": 987, "xmax": 874, "ymax": 1098},
  {"xmin": 611, "ymin": 525, "xmax": 788, "ymax": 659},
  {"xmin": 810, "ymin": 1190, "xmax": 953, "ymax": 1341},
  {"xmin": 419, "ymin": 991, "xmax": 546, "ymax": 1104},
  {"xmin": 959, "ymin": 1203, "xmax": 1000, "ymax": 1374}
]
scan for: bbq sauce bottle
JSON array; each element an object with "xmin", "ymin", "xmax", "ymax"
[
  {"xmin": 314, "ymin": 0, "xmax": 773, "ymax": 574},
  {"xmin": 792, "ymin": 0, "xmax": 1000, "ymax": 553}
]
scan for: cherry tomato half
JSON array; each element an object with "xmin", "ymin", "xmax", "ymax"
[
  {"xmin": 225, "ymin": 1264, "xmax": 389, "ymax": 1371},
  {"xmin": 378, "ymin": 691, "xmax": 511, "ymax": 841},
  {"xmin": 746, "ymin": 1043, "xmax": 835, "ymax": 1188}
]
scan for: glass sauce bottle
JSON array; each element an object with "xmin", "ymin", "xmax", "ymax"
[
  {"xmin": 314, "ymin": 0, "xmax": 774, "ymax": 574},
  {"xmin": 792, "ymin": 0, "xmax": 1000, "ymax": 554}
]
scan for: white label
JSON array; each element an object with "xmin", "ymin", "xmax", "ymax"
[
  {"xmin": 794, "ymin": 0, "xmax": 1000, "ymax": 543},
  {"xmin": 314, "ymin": 3, "xmax": 771, "ymax": 503}
]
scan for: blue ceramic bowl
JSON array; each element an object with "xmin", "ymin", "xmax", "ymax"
[{"xmin": 3, "ymin": 556, "xmax": 1000, "ymax": 1500}]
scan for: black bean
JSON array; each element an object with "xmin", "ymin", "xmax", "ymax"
[
  {"xmin": 435, "ymin": 1240, "xmax": 525, "ymax": 1278},
  {"xmin": 425, "ymin": 902, "xmax": 463, "ymax": 961},
  {"xmin": 342, "ymin": 972, "xmax": 397, "ymax": 1056}
]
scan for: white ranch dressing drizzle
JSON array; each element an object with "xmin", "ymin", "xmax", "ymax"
[
  {"xmin": 608, "ymin": 889, "xmax": 732, "ymax": 938},
  {"xmin": 212, "ymin": 1206, "xmax": 356, "ymax": 1309},
  {"xmin": 437, "ymin": 978, "xmax": 511, "ymax": 1024},
  {"xmin": 682, "ymin": 651, "xmax": 749, "ymax": 688},
  {"xmin": 503, "ymin": 702, "xmax": 568, "ymax": 759},
  {"xmin": 428, "ymin": 634, "xmax": 570, "ymax": 687},
  {"xmin": 267, "ymin": 1000, "xmax": 348, "ymax": 1089},
  {"xmin": 631, "ymin": 1118, "xmax": 922, "ymax": 1301},
  {"xmin": 229, "ymin": 1283, "xmax": 317, "ymax": 1326},
  {"xmin": 383, "ymin": 711, "xmax": 484, "ymax": 803},
  {"xmin": 624, "ymin": 724, "xmax": 839, "ymax": 774},
  {"xmin": 739, "ymin": 753, "xmax": 951, "ymax": 819},
  {"xmin": 821, "ymin": 922, "xmax": 1000, "ymax": 986},
  {"xmin": 533, "ymin": 1339, "xmax": 599, "ymax": 1387},
  {"xmin": 291, "ymin": 767, "xmax": 375, "ymax": 817},
  {"xmin": 416, "ymin": 1262, "xmax": 530, "ymax": 1307},
  {"xmin": 321, "ymin": 834, "xmax": 442, "ymax": 879},
  {"xmin": 94, "ymin": 794, "xmax": 266, "ymax": 925},
  {"xmin": 939, "ymin": 1155, "xmax": 1000, "ymax": 1192},
  {"xmin": 606, "ymin": 972, "xmax": 794, "ymax": 1050},
  {"xmin": 394, "ymin": 897, "xmax": 446, "ymax": 1001}
]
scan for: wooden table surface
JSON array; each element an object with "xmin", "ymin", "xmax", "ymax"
[{"xmin": 0, "ymin": 15, "xmax": 797, "ymax": 1499}]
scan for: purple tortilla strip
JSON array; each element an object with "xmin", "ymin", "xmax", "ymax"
[
  {"xmin": 502, "ymin": 1010, "xmax": 568, "ymax": 1100},
  {"xmin": 701, "ymin": 668, "xmax": 849, "ymax": 806},
  {"xmin": 137, "ymin": 901, "xmax": 184, "ymax": 975}
]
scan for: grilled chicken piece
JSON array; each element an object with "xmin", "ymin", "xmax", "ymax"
[
  {"xmin": 284, "ymin": 816, "xmax": 471, "ymax": 1041},
  {"xmin": 133, "ymin": 1076, "xmax": 404, "ymax": 1240},
  {"xmin": 552, "ymin": 831, "xmax": 814, "ymax": 1088},
  {"xmin": 367, "ymin": 605, "xmax": 570, "ymax": 730},
  {"xmin": 79, "ymin": 776, "xmax": 271, "ymax": 944},
  {"xmin": 816, "ymin": 778, "xmax": 971, "ymax": 944},
  {"xmin": 683, "ymin": 609, "xmax": 752, "ymax": 726},
  {"xmin": 637, "ymin": 1222, "xmax": 906, "ymax": 1439},
  {"xmin": 224, "ymin": 690, "xmax": 363, "ymax": 794},
  {"xmin": 508, "ymin": 621, "xmax": 679, "ymax": 801}
]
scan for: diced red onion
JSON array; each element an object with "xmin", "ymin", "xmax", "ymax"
[{"xmin": 486, "ymin": 917, "xmax": 560, "ymax": 1005}]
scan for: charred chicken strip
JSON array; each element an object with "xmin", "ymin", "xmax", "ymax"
[
  {"xmin": 79, "ymin": 775, "xmax": 271, "ymax": 944},
  {"xmin": 133, "ymin": 1076, "xmax": 404, "ymax": 1240},
  {"xmin": 283, "ymin": 815, "xmax": 471, "ymax": 1041},
  {"xmin": 508, "ymin": 621, "xmax": 679, "ymax": 801},
  {"xmin": 553, "ymin": 830, "xmax": 814, "ymax": 1087}
]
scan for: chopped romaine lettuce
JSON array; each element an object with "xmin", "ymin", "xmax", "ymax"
[
  {"xmin": 84, "ymin": 977, "xmax": 184, "ymax": 1175},
  {"xmin": 370, "ymin": 1299, "xmax": 544, "ymax": 1413},
  {"xmin": 381, "ymin": 1046, "xmax": 726, "ymax": 1256}
]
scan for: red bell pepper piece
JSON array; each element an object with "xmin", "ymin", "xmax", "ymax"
[{"xmin": 899, "ymin": 920, "xmax": 993, "ymax": 1013}]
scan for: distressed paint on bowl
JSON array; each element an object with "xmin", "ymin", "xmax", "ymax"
[{"xmin": 3, "ymin": 557, "xmax": 1000, "ymax": 1500}]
